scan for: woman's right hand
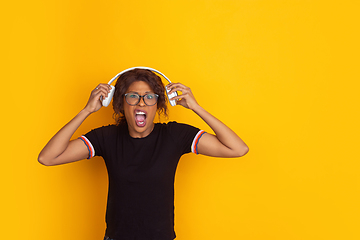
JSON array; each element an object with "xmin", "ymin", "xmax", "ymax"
[{"xmin": 83, "ymin": 84, "xmax": 112, "ymax": 113}]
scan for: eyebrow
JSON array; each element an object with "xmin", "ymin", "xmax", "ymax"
[{"xmin": 127, "ymin": 91, "xmax": 154, "ymax": 94}]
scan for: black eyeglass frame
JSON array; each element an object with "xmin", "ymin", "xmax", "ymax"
[{"xmin": 124, "ymin": 93, "xmax": 159, "ymax": 106}]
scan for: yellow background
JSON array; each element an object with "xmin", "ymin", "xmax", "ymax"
[{"xmin": 1, "ymin": 0, "xmax": 359, "ymax": 239}]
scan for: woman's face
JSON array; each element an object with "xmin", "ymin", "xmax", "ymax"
[{"xmin": 123, "ymin": 81, "xmax": 158, "ymax": 138}]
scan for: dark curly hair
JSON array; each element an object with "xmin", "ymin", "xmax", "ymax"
[{"xmin": 112, "ymin": 68, "xmax": 168, "ymax": 125}]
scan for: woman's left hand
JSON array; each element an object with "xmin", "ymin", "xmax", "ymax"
[{"xmin": 166, "ymin": 83, "xmax": 199, "ymax": 110}]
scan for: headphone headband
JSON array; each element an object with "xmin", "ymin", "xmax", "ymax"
[
  {"xmin": 102, "ymin": 66, "xmax": 177, "ymax": 107},
  {"xmin": 107, "ymin": 66, "xmax": 172, "ymax": 85}
]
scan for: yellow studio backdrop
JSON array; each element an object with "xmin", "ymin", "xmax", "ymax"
[{"xmin": 1, "ymin": 0, "xmax": 359, "ymax": 239}]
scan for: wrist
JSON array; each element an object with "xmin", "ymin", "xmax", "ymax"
[
  {"xmin": 80, "ymin": 108, "xmax": 93, "ymax": 116},
  {"xmin": 191, "ymin": 103, "xmax": 203, "ymax": 113}
]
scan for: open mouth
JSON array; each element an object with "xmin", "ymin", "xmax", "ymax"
[{"xmin": 135, "ymin": 110, "xmax": 147, "ymax": 127}]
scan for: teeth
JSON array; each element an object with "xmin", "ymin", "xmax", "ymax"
[{"xmin": 136, "ymin": 111, "xmax": 146, "ymax": 115}]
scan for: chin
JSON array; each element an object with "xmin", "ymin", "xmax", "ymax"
[{"xmin": 127, "ymin": 118, "xmax": 155, "ymax": 138}]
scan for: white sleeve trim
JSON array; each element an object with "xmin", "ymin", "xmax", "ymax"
[
  {"xmin": 191, "ymin": 130, "xmax": 206, "ymax": 154},
  {"xmin": 79, "ymin": 135, "xmax": 95, "ymax": 159}
]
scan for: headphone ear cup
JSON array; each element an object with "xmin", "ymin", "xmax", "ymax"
[
  {"xmin": 102, "ymin": 85, "xmax": 115, "ymax": 107},
  {"xmin": 166, "ymin": 87, "xmax": 178, "ymax": 106}
]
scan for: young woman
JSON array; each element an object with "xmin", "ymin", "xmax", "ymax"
[{"xmin": 38, "ymin": 68, "xmax": 249, "ymax": 240}]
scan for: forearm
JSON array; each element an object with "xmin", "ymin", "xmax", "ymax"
[
  {"xmin": 192, "ymin": 104, "xmax": 249, "ymax": 155},
  {"xmin": 38, "ymin": 109, "xmax": 91, "ymax": 164}
]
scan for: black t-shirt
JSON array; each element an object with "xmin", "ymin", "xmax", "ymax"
[{"xmin": 79, "ymin": 121, "xmax": 205, "ymax": 240}]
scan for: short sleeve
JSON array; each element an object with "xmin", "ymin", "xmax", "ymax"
[
  {"xmin": 78, "ymin": 125, "xmax": 117, "ymax": 159},
  {"xmin": 78, "ymin": 135, "xmax": 95, "ymax": 159},
  {"xmin": 167, "ymin": 122, "xmax": 206, "ymax": 155}
]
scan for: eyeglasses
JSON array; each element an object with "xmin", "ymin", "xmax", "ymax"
[{"xmin": 124, "ymin": 93, "xmax": 159, "ymax": 106}]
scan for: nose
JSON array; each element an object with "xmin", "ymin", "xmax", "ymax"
[{"xmin": 138, "ymin": 96, "xmax": 146, "ymax": 106}]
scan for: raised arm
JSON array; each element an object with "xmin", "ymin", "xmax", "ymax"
[
  {"xmin": 38, "ymin": 84, "xmax": 111, "ymax": 166},
  {"xmin": 167, "ymin": 83, "xmax": 249, "ymax": 158}
]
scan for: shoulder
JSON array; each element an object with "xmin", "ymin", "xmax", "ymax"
[
  {"xmin": 158, "ymin": 121, "xmax": 195, "ymax": 128},
  {"xmin": 157, "ymin": 121, "xmax": 200, "ymax": 140},
  {"xmin": 156, "ymin": 121, "xmax": 197, "ymax": 132},
  {"xmin": 85, "ymin": 124, "xmax": 122, "ymax": 139},
  {"xmin": 89, "ymin": 124, "xmax": 118, "ymax": 132},
  {"xmin": 155, "ymin": 122, "xmax": 203, "ymax": 154}
]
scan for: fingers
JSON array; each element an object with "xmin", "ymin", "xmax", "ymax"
[
  {"xmin": 84, "ymin": 84, "xmax": 113, "ymax": 113},
  {"xmin": 92, "ymin": 84, "xmax": 112, "ymax": 100},
  {"xmin": 93, "ymin": 84, "xmax": 111, "ymax": 94},
  {"xmin": 166, "ymin": 82, "xmax": 199, "ymax": 109},
  {"xmin": 166, "ymin": 82, "xmax": 190, "ymax": 95},
  {"xmin": 166, "ymin": 83, "xmax": 192, "ymax": 100}
]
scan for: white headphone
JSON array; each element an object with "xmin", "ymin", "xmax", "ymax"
[{"xmin": 102, "ymin": 66, "xmax": 178, "ymax": 107}]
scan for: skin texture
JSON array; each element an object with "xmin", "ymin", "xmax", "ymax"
[{"xmin": 38, "ymin": 81, "xmax": 248, "ymax": 166}]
